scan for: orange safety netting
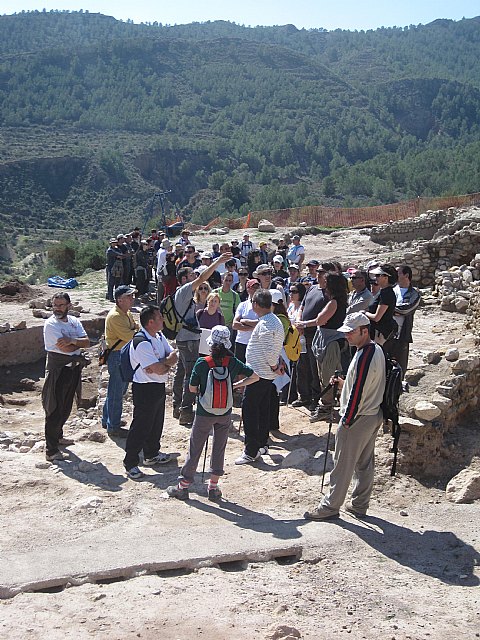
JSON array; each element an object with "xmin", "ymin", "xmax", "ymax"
[{"xmin": 200, "ymin": 192, "xmax": 480, "ymax": 232}]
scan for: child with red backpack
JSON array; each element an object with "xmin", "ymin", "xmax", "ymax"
[{"xmin": 166, "ymin": 325, "xmax": 258, "ymax": 501}]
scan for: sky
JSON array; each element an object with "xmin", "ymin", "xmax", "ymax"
[{"xmin": 1, "ymin": 0, "xmax": 479, "ymax": 30}]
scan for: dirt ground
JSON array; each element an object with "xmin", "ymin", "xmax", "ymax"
[{"xmin": 0, "ymin": 228, "xmax": 479, "ymax": 639}]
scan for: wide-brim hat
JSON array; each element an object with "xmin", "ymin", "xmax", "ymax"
[{"xmin": 206, "ymin": 325, "xmax": 232, "ymax": 349}]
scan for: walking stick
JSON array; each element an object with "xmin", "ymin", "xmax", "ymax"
[
  {"xmin": 201, "ymin": 435, "xmax": 209, "ymax": 482},
  {"xmin": 286, "ymin": 361, "xmax": 295, "ymax": 406},
  {"xmin": 320, "ymin": 380, "xmax": 339, "ymax": 494}
]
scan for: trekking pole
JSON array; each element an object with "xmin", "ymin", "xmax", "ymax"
[
  {"xmin": 201, "ymin": 435, "xmax": 209, "ymax": 482},
  {"xmin": 320, "ymin": 379, "xmax": 339, "ymax": 494},
  {"xmin": 286, "ymin": 361, "xmax": 295, "ymax": 406}
]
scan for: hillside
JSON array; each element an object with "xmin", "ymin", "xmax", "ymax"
[{"xmin": 1, "ymin": 11, "xmax": 480, "ymax": 253}]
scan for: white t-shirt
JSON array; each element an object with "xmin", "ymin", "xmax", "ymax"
[
  {"xmin": 43, "ymin": 315, "xmax": 87, "ymax": 356},
  {"xmin": 234, "ymin": 299, "xmax": 258, "ymax": 345},
  {"xmin": 130, "ymin": 329, "xmax": 173, "ymax": 384}
]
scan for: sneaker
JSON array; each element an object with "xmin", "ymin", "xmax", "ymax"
[
  {"xmin": 291, "ymin": 399, "xmax": 311, "ymax": 408},
  {"xmin": 279, "ymin": 400, "xmax": 287, "ymax": 406},
  {"xmin": 304, "ymin": 507, "xmax": 340, "ymax": 521},
  {"xmin": 58, "ymin": 437, "xmax": 75, "ymax": 446},
  {"xmin": 144, "ymin": 452, "xmax": 172, "ymax": 466},
  {"xmin": 234, "ymin": 452, "xmax": 260, "ymax": 465},
  {"xmin": 125, "ymin": 466, "xmax": 145, "ymax": 480},
  {"xmin": 172, "ymin": 406, "xmax": 181, "ymax": 419},
  {"xmin": 166, "ymin": 485, "xmax": 189, "ymax": 500},
  {"xmin": 345, "ymin": 502, "xmax": 368, "ymax": 517},
  {"xmin": 309, "ymin": 401, "xmax": 319, "ymax": 412},
  {"xmin": 179, "ymin": 410, "xmax": 194, "ymax": 426},
  {"xmin": 258, "ymin": 446, "xmax": 269, "ymax": 456},
  {"xmin": 46, "ymin": 451, "xmax": 68, "ymax": 462},
  {"xmin": 108, "ymin": 428, "xmax": 129, "ymax": 438},
  {"xmin": 309, "ymin": 405, "xmax": 332, "ymax": 423},
  {"xmin": 208, "ymin": 486, "xmax": 222, "ymax": 502}
]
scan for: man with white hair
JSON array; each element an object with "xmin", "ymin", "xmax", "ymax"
[
  {"xmin": 304, "ymin": 312, "xmax": 385, "ymax": 520},
  {"xmin": 156, "ymin": 238, "xmax": 171, "ymax": 302}
]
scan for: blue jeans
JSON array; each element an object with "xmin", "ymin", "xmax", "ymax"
[{"xmin": 102, "ymin": 350, "xmax": 129, "ymax": 431}]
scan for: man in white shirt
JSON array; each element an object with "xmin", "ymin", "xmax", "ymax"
[
  {"xmin": 240, "ymin": 232, "xmax": 256, "ymax": 259},
  {"xmin": 235, "ymin": 289, "xmax": 284, "ymax": 465},
  {"xmin": 123, "ymin": 305, "xmax": 178, "ymax": 480},
  {"xmin": 287, "ymin": 235, "xmax": 305, "ymax": 269},
  {"xmin": 232, "ymin": 279, "xmax": 260, "ymax": 362},
  {"xmin": 156, "ymin": 238, "xmax": 171, "ymax": 302},
  {"xmin": 42, "ymin": 292, "xmax": 90, "ymax": 462}
]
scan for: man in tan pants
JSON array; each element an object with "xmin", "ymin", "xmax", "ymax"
[{"xmin": 304, "ymin": 312, "xmax": 386, "ymax": 520}]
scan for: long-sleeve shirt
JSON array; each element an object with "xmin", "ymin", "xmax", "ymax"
[
  {"xmin": 340, "ymin": 342, "xmax": 385, "ymax": 426},
  {"xmin": 246, "ymin": 312, "xmax": 284, "ymax": 380}
]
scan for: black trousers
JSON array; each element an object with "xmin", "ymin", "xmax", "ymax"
[
  {"xmin": 45, "ymin": 365, "xmax": 81, "ymax": 456},
  {"xmin": 296, "ymin": 331, "xmax": 321, "ymax": 403},
  {"xmin": 242, "ymin": 378, "xmax": 272, "ymax": 457},
  {"xmin": 124, "ymin": 382, "xmax": 166, "ymax": 470}
]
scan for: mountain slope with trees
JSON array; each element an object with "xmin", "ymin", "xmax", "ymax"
[{"xmin": 0, "ymin": 10, "xmax": 479, "ymax": 246}]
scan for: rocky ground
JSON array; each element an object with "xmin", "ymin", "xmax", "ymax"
[{"xmin": 0, "ymin": 228, "xmax": 479, "ymax": 639}]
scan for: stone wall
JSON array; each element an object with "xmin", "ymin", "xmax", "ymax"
[
  {"xmin": 0, "ymin": 318, "xmax": 105, "ymax": 366},
  {"xmin": 370, "ymin": 208, "xmax": 456, "ymax": 243},
  {"xmin": 397, "ymin": 355, "xmax": 480, "ymax": 477},
  {"xmin": 372, "ymin": 207, "xmax": 480, "ymax": 287}
]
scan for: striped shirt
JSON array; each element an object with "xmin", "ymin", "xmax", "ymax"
[
  {"xmin": 340, "ymin": 342, "xmax": 385, "ymax": 426},
  {"xmin": 246, "ymin": 312, "xmax": 284, "ymax": 380}
]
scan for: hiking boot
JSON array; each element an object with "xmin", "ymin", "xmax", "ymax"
[
  {"xmin": 108, "ymin": 428, "xmax": 129, "ymax": 438},
  {"xmin": 291, "ymin": 399, "xmax": 311, "ymax": 408},
  {"xmin": 172, "ymin": 406, "xmax": 181, "ymax": 419},
  {"xmin": 125, "ymin": 466, "xmax": 145, "ymax": 480},
  {"xmin": 258, "ymin": 446, "xmax": 269, "ymax": 456},
  {"xmin": 208, "ymin": 487, "xmax": 222, "ymax": 502},
  {"xmin": 144, "ymin": 452, "xmax": 172, "ymax": 466},
  {"xmin": 46, "ymin": 451, "xmax": 68, "ymax": 462},
  {"xmin": 166, "ymin": 485, "xmax": 189, "ymax": 500},
  {"xmin": 58, "ymin": 437, "xmax": 75, "ymax": 446},
  {"xmin": 234, "ymin": 451, "xmax": 261, "ymax": 465},
  {"xmin": 179, "ymin": 409, "xmax": 194, "ymax": 426},
  {"xmin": 304, "ymin": 507, "xmax": 340, "ymax": 521},
  {"xmin": 345, "ymin": 502, "xmax": 368, "ymax": 517},
  {"xmin": 309, "ymin": 405, "xmax": 332, "ymax": 423}
]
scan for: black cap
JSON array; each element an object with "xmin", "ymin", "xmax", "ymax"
[{"xmin": 114, "ymin": 285, "xmax": 136, "ymax": 300}]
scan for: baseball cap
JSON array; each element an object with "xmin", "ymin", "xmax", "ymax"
[
  {"xmin": 109, "ymin": 237, "xmax": 117, "ymax": 243},
  {"xmin": 202, "ymin": 251, "xmax": 213, "ymax": 259},
  {"xmin": 271, "ymin": 289, "xmax": 283, "ymax": 304},
  {"xmin": 292, "ymin": 234, "xmax": 300, "ymax": 240},
  {"xmin": 161, "ymin": 239, "xmax": 171, "ymax": 249},
  {"xmin": 337, "ymin": 312, "xmax": 370, "ymax": 333},
  {"xmin": 246, "ymin": 278, "xmax": 260, "ymax": 289},
  {"xmin": 288, "ymin": 263, "xmax": 300, "ymax": 271},
  {"xmin": 272, "ymin": 255, "xmax": 284, "ymax": 264},
  {"xmin": 194, "ymin": 265, "xmax": 209, "ymax": 275},
  {"xmin": 116, "ymin": 234, "xmax": 125, "ymax": 240},
  {"xmin": 307, "ymin": 259, "xmax": 320, "ymax": 267},
  {"xmin": 253, "ymin": 264, "xmax": 272, "ymax": 277},
  {"xmin": 206, "ymin": 325, "xmax": 232, "ymax": 349},
  {"xmin": 259, "ymin": 241, "xmax": 267, "ymax": 247},
  {"xmin": 114, "ymin": 285, "xmax": 136, "ymax": 300}
]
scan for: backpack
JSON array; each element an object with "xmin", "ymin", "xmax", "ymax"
[
  {"xmin": 381, "ymin": 356, "xmax": 403, "ymax": 476},
  {"xmin": 119, "ymin": 332, "xmax": 151, "ymax": 382},
  {"xmin": 283, "ymin": 324, "xmax": 301, "ymax": 362},
  {"xmin": 197, "ymin": 356, "xmax": 234, "ymax": 415},
  {"xmin": 158, "ymin": 294, "xmax": 193, "ymax": 340},
  {"xmin": 111, "ymin": 261, "xmax": 123, "ymax": 279}
]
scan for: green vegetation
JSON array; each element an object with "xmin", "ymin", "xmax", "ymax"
[{"xmin": 0, "ymin": 10, "xmax": 479, "ymax": 262}]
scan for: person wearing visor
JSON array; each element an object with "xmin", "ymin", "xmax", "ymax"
[{"xmin": 365, "ymin": 264, "xmax": 398, "ymax": 353}]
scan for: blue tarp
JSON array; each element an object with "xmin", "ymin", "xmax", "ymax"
[{"xmin": 47, "ymin": 276, "xmax": 79, "ymax": 289}]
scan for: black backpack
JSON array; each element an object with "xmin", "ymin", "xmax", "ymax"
[{"xmin": 381, "ymin": 356, "xmax": 403, "ymax": 476}]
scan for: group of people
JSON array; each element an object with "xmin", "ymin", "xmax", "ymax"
[{"xmin": 43, "ymin": 229, "xmax": 420, "ymax": 518}]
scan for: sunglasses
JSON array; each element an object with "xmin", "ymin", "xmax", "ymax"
[
  {"xmin": 351, "ymin": 276, "xmax": 363, "ymax": 280},
  {"xmin": 290, "ymin": 289, "xmax": 298, "ymax": 293},
  {"xmin": 185, "ymin": 250, "xmax": 194, "ymax": 254},
  {"xmin": 238, "ymin": 272, "xmax": 248, "ymax": 276},
  {"xmin": 198, "ymin": 286, "xmax": 209, "ymax": 291}
]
